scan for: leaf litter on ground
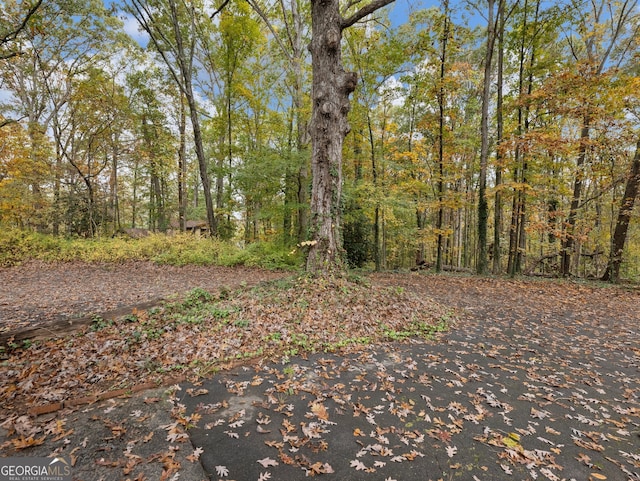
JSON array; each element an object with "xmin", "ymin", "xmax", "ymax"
[
  {"xmin": 1, "ymin": 272, "xmax": 639, "ymax": 481},
  {"xmin": 0, "ymin": 274, "xmax": 451, "ymax": 423}
]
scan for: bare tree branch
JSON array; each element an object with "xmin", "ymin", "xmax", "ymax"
[
  {"xmin": 0, "ymin": 118, "xmax": 18, "ymax": 129},
  {"xmin": 340, "ymin": 0, "xmax": 364, "ymax": 17},
  {"xmin": 597, "ymin": 0, "xmax": 637, "ymax": 74},
  {"xmin": 277, "ymin": 0, "xmax": 295, "ymax": 52},
  {"xmin": 0, "ymin": 51, "xmax": 20, "ymax": 60},
  {"xmin": 340, "ymin": 0, "xmax": 395, "ymax": 30},
  {"xmin": 1, "ymin": 0, "xmax": 44, "ymax": 44},
  {"xmin": 1, "ymin": 0, "xmax": 44, "ymax": 59},
  {"xmin": 245, "ymin": 0, "xmax": 294, "ymax": 64},
  {"xmin": 128, "ymin": 0, "xmax": 185, "ymax": 96},
  {"xmin": 210, "ymin": 0, "xmax": 231, "ymax": 19}
]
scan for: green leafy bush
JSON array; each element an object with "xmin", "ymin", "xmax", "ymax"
[
  {"xmin": 0, "ymin": 228, "xmax": 303, "ymax": 270},
  {"xmin": 0, "ymin": 229, "xmax": 33, "ymax": 266},
  {"xmin": 220, "ymin": 241, "xmax": 303, "ymax": 270}
]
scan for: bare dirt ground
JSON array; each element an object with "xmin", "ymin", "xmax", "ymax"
[
  {"xmin": 0, "ymin": 261, "xmax": 287, "ymax": 333},
  {"xmin": 2, "ymin": 262, "xmax": 638, "ymax": 337}
]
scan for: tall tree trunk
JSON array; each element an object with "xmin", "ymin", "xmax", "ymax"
[
  {"xmin": 602, "ymin": 139, "xmax": 640, "ymax": 282},
  {"xmin": 215, "ymin": 131, "xmax": 225, "ymax": 231},
  {"xmin": 477, "ymin": 0, "xmax": 497, "ymax": 275},
  {"xmin": 149, "ymin": 176, "xmax": 156, "ymax": 231},
  {"xmin": 27, "ymin": 121, "xmax": 46, "ymax": 232},
  {"xmin": 151, "ymin": 170, "xmax": 164, "ymax": 230},
  {"xmin": 516, "ymin": 50, "xmax": 536, "ymax": 271},
  {"xmin": 248, "ymin": 0, "xmax": 310, "ymax": 243},
  {"xmin": 171, "ymin": 0, "xmax": 217, "ymax": 236},
  {"xmin": 178, "ymin": 94, "xmax": 187, "ymax": 231},
  {"xmin": 86, "ymin": 177, "xmax": 95, "ymax": 237},
  {"xmin": 182, "ymin": 49, "xmax": 216, "ymax": 237},
  {"xmin": 293, "ymin": 1, "xmax": 309, "ymax": 244},
  {"xmin": 436, "ymin": 0, "xmax": 450, "ymax": 273},
  {"xmin": 306, "ymin": 2, "xmax": 354, "ymax": 272},
  {"xmin": 52, "ymin": 120, "xmax": 63, "ymax": 236},
  {"xmin": 129, "ymin": 0, "xmax": 216, "ymax": 235},
  {"xmin": 368, "ymin": 113, "xmax": 381, "ymax": 271},
  {"xmin": 297, "ymin": 161, "xmax": 309, "ymax": 242},
  {"xmin": 508, "ymin": 0, "xmax": 539, "ymax": 276},
  {"xmin": 132, "ymin": 158, "xmax": 139, "ymax": 228},
  {"xmin": 492, "ymin": 2, "xmax": 505, "ymax": 274},
  {"xmin": 222, "ymin": 73, "xmax": 234, "ymax": 238},
  {"xmin": 284, "ymin": 110, "xmax": 296, "ymax": 245},
  {"xmin": 142, "ymin": 115, "xmax": 166, "ymax": 232},
  {"xmin": 559, "ymin": 0, "xmax": 633, "ymax": 276},
  {"xmin": 305, "ymin": 0, "xmax": 394, "ymax": 273},
  {"xmin": 407, "ymin": 100, "xmax": 426, "ymax": 266},
  {"xmin": 110, "ymin": 135, "xmax": 120, "ymax": 233},
  {"xmin": 507, "ymin": 181, "xmax": 521, "ymax": 275},
  {"xmin": 561, "ymin": 118, "xmax": 590, "ymax": 276}
]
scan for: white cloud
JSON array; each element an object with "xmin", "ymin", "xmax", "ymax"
[
  {"xmin": 0, "ymin": 88, "xmax": 13, "ymax": 104},
  {"xmin": 0, "ymin": 88, "xmax": 18, "ymax": 121},
  {"xmin": 379, "ymin": 76, "xmax": 405, "ymax": 107},
  {"xmin": 121, "ymin": 14, "xmax": 149, "ymax": 47}
]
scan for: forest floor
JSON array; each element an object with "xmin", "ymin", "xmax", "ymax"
[
  {"xmin": 0, "ymin": 263, "xmax": 639, "ymax": 480},
  {"xmin": 0, "ymin": 260, "xmax": 287, "ymax": 333}
]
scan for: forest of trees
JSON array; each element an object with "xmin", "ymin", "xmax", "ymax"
[{"xmin": 1, "ymin": 0, "xmax": 639, "ymax": 280}]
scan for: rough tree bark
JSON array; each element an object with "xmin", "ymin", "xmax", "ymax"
[
  {"xmin": 435, "ymin": 0, "xmax": 450, "ymax": 273},
  {"xmin": 177, "ymin": 94, "xmax": 187, "ymax": 231},
  {"xmin": 492, "ymin": 1, "xmax": 506, "ymax": 274},
  {"xmin": 305, "ymin": 0, "xmax": 394, "ymax": 274},
  {"xmin": 477, "ymin": 0, "xmax": 499, "ymax": 275},
  {"xmin": 601, "ymin": 139, "xmax": 640, "ymax": 282}
]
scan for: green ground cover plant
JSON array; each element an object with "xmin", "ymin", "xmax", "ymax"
[{"xmin": 0, "ymin": 229, "xmax": 302, "ymax": 270}]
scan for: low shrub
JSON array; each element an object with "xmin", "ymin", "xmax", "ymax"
[
  {"xmin": 220, "ymin": 241, "xmax": 302, "ymax": 270},
  {"xmin": 0, "ymin": 228, "xmax": 303, "ymax": 270}
]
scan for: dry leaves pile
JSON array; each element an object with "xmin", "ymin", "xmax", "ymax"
[{"xmin": 0, "ymin": 275, "xmax": 451, "ymax": 419}]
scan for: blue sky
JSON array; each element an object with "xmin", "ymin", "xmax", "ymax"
[
  {"xmin": 389, "ymin": 0, "xmax": 424, "ymax": 26},
  {"xmin": 389, "ymin": 0, "xmax": 434, "ymax": 26},
  {"xmin": 117, "ymin": 0, "xmax": 448, "ymax": 46},
  {"xmin": 389, "ymin": 0, "xmax": 487, "ymax": 28}
]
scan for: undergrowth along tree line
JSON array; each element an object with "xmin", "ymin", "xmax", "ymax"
[
  {"xmin": 0, "ymin": 228, "xmax": 302, "ymax": 269},
  {"xmin": 0, "ymin": 0, "xmax": 639, "ymax": 281}
]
